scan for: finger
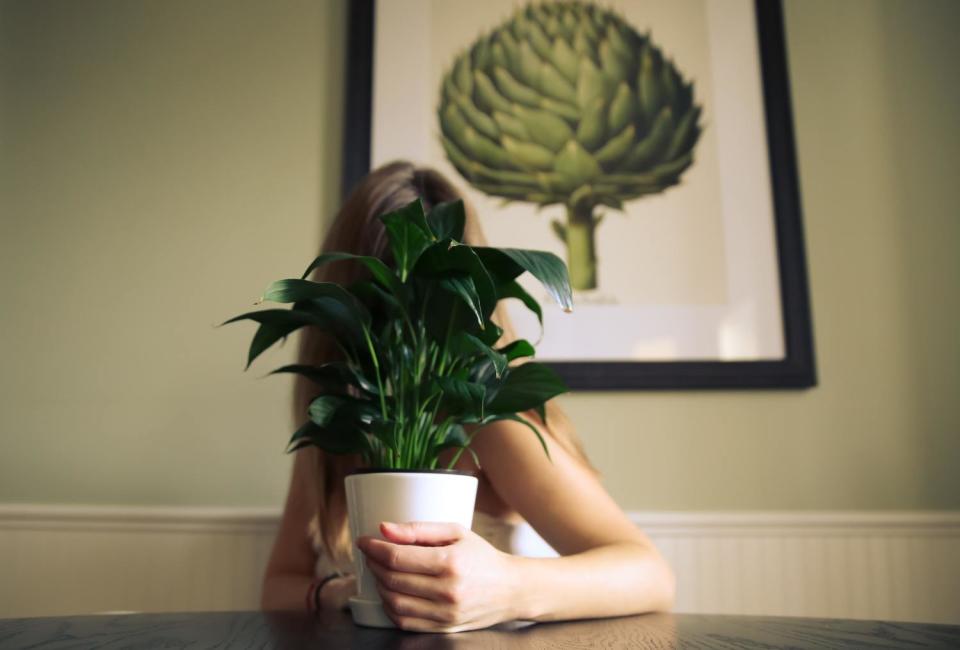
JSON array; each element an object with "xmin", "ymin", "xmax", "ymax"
[
  {"xmin": 357, "ymin": 537, "xmax": 448, "ymax": 575},
  {"xmin": 377, "ymin": 583, "xmax": 457, "ymax": 626},
  {"xmin": 366, "ymin": 557, "xmax": 452, "ymax": 601},
  {"xmin": 380, "ymin": 521, "xmax": 466, "ymax": 546}
]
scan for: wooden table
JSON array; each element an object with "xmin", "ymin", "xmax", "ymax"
[{"xmin": 1, "ymin": 610, "xmax": 958, "ymax": 649}]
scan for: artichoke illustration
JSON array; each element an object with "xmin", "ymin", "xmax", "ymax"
[{"xmin": 438, "ymin": 1, "xmax": 702, "ymax": 290}]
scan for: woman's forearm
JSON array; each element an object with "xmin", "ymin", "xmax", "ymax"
[
  {"xmin": 262, "ymin": 571, "xmax": 358, "ymax": 612},
  {"xmin": 509, "ymin": 543, "xmax": 675, "ymax": 622},
  {"xmin": 261, "ymin": 572, "xmax": 313, "ymax": 611}
]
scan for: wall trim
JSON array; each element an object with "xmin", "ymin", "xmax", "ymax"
[
  {"xmin": 2, "ymin": 504, "xmax": 958, "ymax": 622},
  {"xmin": 0, "ymin": 504, "xmax": 280, "ymax": 533},
  {"xmin": 2, "ymin": 503, "xmax": 957, "ymax": 535}
]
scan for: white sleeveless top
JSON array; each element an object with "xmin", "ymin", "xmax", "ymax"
[{"xmin": 313, "ymin": 511, "xmax": 558, "ymax": 577}]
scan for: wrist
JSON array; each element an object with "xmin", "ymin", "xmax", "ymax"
[
  {"xmin": 506, "ymin": 555, "xmax": 541, "ymax": 622},
  {"xmin": 307, "ymin": 572, "xmax": 341, "ymax": 613}
]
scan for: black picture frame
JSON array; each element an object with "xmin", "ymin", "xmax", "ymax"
[{"xmin": 341, "ymin": 0, "xmax": 816, "ymax": 391}]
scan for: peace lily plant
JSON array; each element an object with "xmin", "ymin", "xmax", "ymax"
[
  {"xmin": 222, "ymin": 198, "xmax": 573, "ymax": 471},
  {"xmin": 222, "ymin": 198, "xmax": 573, "ymax": 627}
]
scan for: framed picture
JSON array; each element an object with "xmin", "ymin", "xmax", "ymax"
[{"xmin": 342, "ymin": 0, "xmax": 816, "ymax": 390}]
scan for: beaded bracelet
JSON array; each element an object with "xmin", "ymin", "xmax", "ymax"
[{"xmin": 306, "ymin": 572, "xmax": 341, "ymax": 614}]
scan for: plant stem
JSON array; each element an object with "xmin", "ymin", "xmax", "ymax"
[
  {"xmin": 447, "ymin": 426, "xmax": 480, "ymax": 470},
  {"xmin": 362, "ymin": 327, "xmax": 389, "ymax": 420},
  {"xmin": 565, "ymin": 203, "xmax": 598, "ymax": 290}
]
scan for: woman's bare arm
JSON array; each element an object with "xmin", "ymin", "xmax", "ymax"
[
  {"xmin": 357, "ymin": 414, "xmax": 674, "ymax": 630},
  {"xmin": 473, "ymin": 416, "xmax": 675, "ymax": 621},
  {"xmin": 260, "ymin": 448, "xmax": 355, "ymax": 611}
]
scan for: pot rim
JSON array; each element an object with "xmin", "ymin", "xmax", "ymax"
[{"xmin": 348, "ymin": 467, "xmax": 476, "ymax": 478}]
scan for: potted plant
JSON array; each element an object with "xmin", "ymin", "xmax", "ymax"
[{"xmin": 222, "ymin": 198, "xmax": 573, "ymax": 627}]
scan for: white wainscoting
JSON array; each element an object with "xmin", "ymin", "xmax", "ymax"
[{"xmin": 1, "ymin": 505, "xmax": 957, "ymax": 623}]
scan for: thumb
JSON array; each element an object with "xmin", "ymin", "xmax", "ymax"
[{"xmin": 380, "ymin": 521, "xmax": 466, "ymax": 546}]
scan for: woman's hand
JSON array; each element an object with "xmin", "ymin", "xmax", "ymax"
[
  {"xmin": 356, "ymin": 521, "xmax": 522, "ymax": 632},
  {"xmin": 318, "ymin": 574, "xmax": 357, "ymax": 611}
]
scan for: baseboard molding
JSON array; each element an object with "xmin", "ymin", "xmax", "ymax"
[
  {"xmin": 5, "ymin": 504, "xmax": 955, "ymax": 531},
  {"xmin": 0, "ymin": 504, "xmax": 280, "ymax": 533},
  {"xmin": 1, "ymin": 505, "xmax": 958, "ymax": 623}
]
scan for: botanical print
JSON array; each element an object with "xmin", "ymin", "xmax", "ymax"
[
  {"xmin": 371, "ymin": 0, "xmax": 791, "ymax": 365},
  {"xmin": 438, "ymin": 1, "xmax": 703, "ymax": 291}
]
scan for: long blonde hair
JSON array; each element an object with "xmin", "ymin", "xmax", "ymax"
[{"xmin": 294, "ymin": 160, "xmax": 595, "ymax": 565}]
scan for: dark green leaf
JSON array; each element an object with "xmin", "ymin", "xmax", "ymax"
[
  {"xmin": 266, "ymin": 363, "xmax": 378, "ymax": 395},
  {"xmin": 246, "ymin": 321, "xmax": 299, "ymax": 370},
  {"xmin": 439, "ymin": 274, "xmax": 483, "ymax": 328},
  {"xmin": 475, "ymin": 322, "xmax": 504, "ymax": 346},
  {"xmin": 436, "ymin": 376, "xmax": 486, "ymax": 418},
  {"xmin": 427, "ymin": 200, "xmax": 466, "ymax": 241},
  {"xmin": 475, "ymin": 247, "xmax": 573, "ymax": 312},
  {"xmin": 431, "ymin": 425, "xmax": 481, "ymax": 469},
  {"xmin": 422, "ymin": 288, "xmax": 477, "ymax": 344},
  {"xmin": 454, "ymin": 332, "xmax": 507, "ymax": 377},
  {"xmin": 286, "ymin": 419, "xmax": 322, "ymax": 453},
  {"xmin": 286, "ymin": 406, "xmax": 371, "ymax": 455},
  {"xmin": 498, "ymin": 339, "xmax": 536, "ymax": 362},
  {"xmin": 262, "ymin": 280, "xmax": 371, "ymax": 325},
  {"xmin": 220, "ymin": 308, "xmax": 322, "ymax": 328},
  {"xmin": 220, "ymin": 308, "xmax": 326, "ymax": 369},
  {"xmin": 381, "ymin": 199, "xmax": 434, "ymax": 281},
  {"xmin": 349, "ymin": 279, "xmax": 406, "ymax": 315},
  {"xmin": 296, "ymin": 396, "xmax": 378, "ymax": 455},
  {"xmin": 487, "ymin": 362, "xmax": 567, "ymax": 414},
  {"xmin": 299, "ymin": 252, "xmax": 402, "ymax": 297},
  {"xmin": 430, "ymin": 424, "xmax": 469, "ymax": 456},
  {"xmin": 309, "ymin": 395, "xmax": 344, "ymax": 426},
  {"xmin": 293, "ymin": 297, "xmax": 368, "ymax": 346},
  {"xmin": 415, "ymin": 242, "xmax": 497, "ymax": 319}
]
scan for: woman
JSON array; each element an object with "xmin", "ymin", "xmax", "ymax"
[{"xmin": 261, "ymin": 161, "xmax": 675, "ymax": 632}]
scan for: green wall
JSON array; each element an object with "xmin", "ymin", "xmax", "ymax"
[{"xmin": 1, "ymin": 0, "xmax": 957, "ymax": 510}]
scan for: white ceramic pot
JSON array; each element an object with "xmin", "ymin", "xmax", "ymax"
[{"xmin": 345, "ymin": 469, "xmax": 478, "ymax": 628}]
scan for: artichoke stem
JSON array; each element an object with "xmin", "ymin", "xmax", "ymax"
[{"xmin": 565, "ymin": 204, "xmax": 598, "ymax": 291}]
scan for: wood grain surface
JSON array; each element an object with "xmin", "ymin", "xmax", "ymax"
[{"xmin": 1, "ymin": 610, "xmax": 958, "ymax": 649}]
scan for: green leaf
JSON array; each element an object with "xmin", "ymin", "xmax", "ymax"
[
  {"xmin": 220, "ymin": 308, "xmax": 327, "ymax": 369},
  {"xmin": 426, "ymin": 200, "xmax": 467, "ymax": 241},
  {"xmin": 415, "ymin": 242, "xmax": 497, "ymax": 319},
  {"xmin": 292, "ymin": 297, "xmax": 369, "ymax": 347},
  {"xmin": 421, "ymin": 287, "xmax": 481, "ymax": 345},
  {"xmin": 286, "ymin": 419, "xmax": 322, "ymax": 453},
  {"xmin": 246, "ymin": 321, "xmax": 299, "ymax": 370},
  {"xmin": 487, "ymin": 362, "xmax": 567, "ymax": 414},
  {"xmin": 454, "ymin": 332, "xmax": 507, "ymax": 378},
  {"xmin": 439, "ymin": 274, "xmax": 484, "ymax": 328},
  {"xmin": 381, "ymin": 199, "xmax": 434, "ymax": 281},
  {"xmin": 299, "ymin": 252, "xmax": 402, "ymax": 298},
  {"xmin": 497, "ymin": 339, "xmax": 536, "ymax": 362},
  {"xmin": 295, "ymin": 396, "xmax": 378, "ymax": 455},
  {"xmin": 349, "ymin": 279, "xmax": 406, "ymax": 315},
  {"xmin": 220, "ymin": 308, "xmax": 320, "ymax": 328},
  {"xmin": 266, "ymin": 363, "xmax": 378, "ymax": 395},
  {"xmin": 429, "ymin": 424, "xmax": 470, "ymax": 458},
  {"xmin": 475, "ymin": 248, "xmax": 573, "ymax": 312},
  {"xmin": 262, "ymin": 280, "xmax": 370, "ymax": 323},
  {"xmin": 308, "ymin": 395, "xmax": 344, "ymax": 426},
  {"xmin": 436, "ymin": 377, "xmax": 486, "ymax": 419}
]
